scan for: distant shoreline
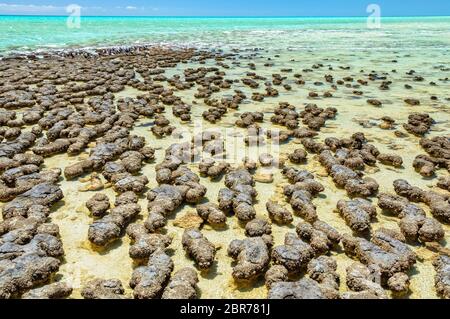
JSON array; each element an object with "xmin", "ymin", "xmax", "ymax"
[{"xmin": 1, "ymin": 15, "xmax": 450, "ymax": 18}]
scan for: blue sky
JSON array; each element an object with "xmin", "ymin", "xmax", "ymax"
[{"xmin": 0, "ymin": 0, "xmax": 449, "ymax": 16}]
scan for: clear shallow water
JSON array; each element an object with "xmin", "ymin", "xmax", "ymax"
[{"xmin": 1, "ymin": 16, "xmax": 450, "ymax": 54}]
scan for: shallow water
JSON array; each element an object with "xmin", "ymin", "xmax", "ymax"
[
  {"xmin": 0, "ymin": 16, "xmax": 449, "ymax": 299},
  {"xmin": 1, "ymin": 16, "xmax": 450, "ymax": 53}
]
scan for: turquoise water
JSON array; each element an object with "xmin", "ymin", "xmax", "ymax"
[{"xmin": 1, "ymin": 16, "xmax": 450, "ymax": 54}]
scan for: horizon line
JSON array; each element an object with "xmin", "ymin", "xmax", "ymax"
[{"xmin": 1, "ymin": 14, "xmax": 450, "ymax": 18}]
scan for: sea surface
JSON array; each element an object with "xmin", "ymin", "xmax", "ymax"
[{"xmin": 1, "ymin": 16, "xmax": 450, "ymax": 54}]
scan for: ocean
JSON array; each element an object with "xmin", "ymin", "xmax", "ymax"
[{"xmin": 1, "ymin": 16, "xmax": 450, "ymax": 54}]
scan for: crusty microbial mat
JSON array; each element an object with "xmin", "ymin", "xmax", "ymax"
[{"xmin": 0, "ymin": 17, "xmax": 449, "ymax": 300}]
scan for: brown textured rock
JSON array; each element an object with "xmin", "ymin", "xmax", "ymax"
[
  {"xmin": 266, "ymin": 201, "xmax": 293, "ymax": 224},
  {"xmin": 182, "ymin": 229, "xmax": 216, "ymax": 270},
  {"xmin": 86, "ymin": 193, "xmax": 110, "ymax": 217},
  {"xmin": 162, "ymin": 267, "xmax": 199, "ymax": 299},
  {"xmin": 228, "ymin": 237, "xmax": 270, "ymax": 281},
  {"xmin": 81, "ymin": 279, "xmax": 127, "ymax": 299},
  {"xmin": 22, "ymin": 282, "xmax": 72, "ymax": 299},
  {"xmin": 336, "ymin": 199, "xmax": 377, "ymax": 233}
]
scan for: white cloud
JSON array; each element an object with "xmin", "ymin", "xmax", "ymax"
[
  {"xmin": 0, "ymin": 3, "xmax": 159, "ymax": 15},
  {"xmin": 0, "ymin": 3, "xmax": 63, "ymax": 13},
  {"xmin": 0, "ymin": 3, "xmax": 109, "ymax": 15}
]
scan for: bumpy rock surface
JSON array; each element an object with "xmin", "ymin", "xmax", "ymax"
[
  {"xmin": 21, "ymin": 282, "xmax": 72, "ymax": 299},
  {"xmin": 342, "ymin": 229, "xmax": 416, "ymax": 282},
  {"xmin": 378, "ymin": 193, "xmax": 444, "ymax": 242},
  {"xmin": 228, "ymin": 237, "xmax": 270, "ymax": 281},
  {"xmin": 81, "ymin": 279, "xmax": 127, "ymax": 299},
  {"xmin": 433, "ymin": 255, "xmax": 450, "ymax": 299},
  {"xmin": 307, "ymin": 256, "xmax": 340, "ymax": 299},
  {"xmin": 1, "ymin": 182, "xmax": 64, "ymax": 299},
  {"xmin": 196, "ymin": 203, "xmax": 227, "ymax": 226},
  {"xmin": 162, "ymin": 267, "xmax": 199, "ymax": 299},
  {"xmin": 130, "ymin": 250, "xmax": 174, "ymax": 299},
  {"xmin": 282, "ymin": 167, "xmax": 324, "ymax": 222},
  {"xmin": 265, "ymin": 265, "xmax": 288, "ymax": 289},
  {"xmin": 272, "ymin": 233, "xmax": 315, "ymax": 273},
  {"xmin": 296, "ymin": 221, "xmax": 341, "ymax": 255},
  {"xmin": 266, "ymin": 201, "xmax": 293, "ymax": 224},
  {"xmin": 336, "ymin": 199, "xmax": 377, "ymax": 233},
  {"xmin": 268, "ymin": 278, "xmax": 326, "ymax": 299},
  {"xmin": 127, "ymin": 224, "xmax": 172, "ymax": 260},
  {"xmin": 219, "ymin": 169, "xmax": 257, "ymax": 222},
  {"xmin": 88, "ymin": 192, "xmax": 141, "ymax": 246},
  {"xmin": 344, "ymin": 263, "xmax": 386, "ymax": 299},
  {"xmin": 394, "ymin": 179, "xmax": 450, "ymax": 223},
  {"xmin": 182, "ymin": 229, "xmax": 216, "ymax": 270},
  {"xmin": 318, "ymin": 133, "xmax": 381, "ymax": 198},
  {"xmin": 86, "ymin": 193, "xmax": 110, "ymax": 217}
]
